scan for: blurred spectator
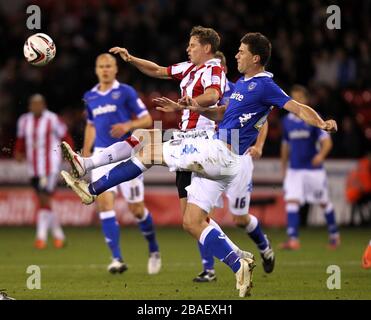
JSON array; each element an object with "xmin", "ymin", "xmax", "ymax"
[{"xmin": 346, "ymin": 152, "xmax": 371, "ymax": 225}]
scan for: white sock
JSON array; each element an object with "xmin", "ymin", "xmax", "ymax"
[
  {"xmin": 208, "ymin": 218, "xmax": 240, "ymax": 252},
  {"xmin": 36, "ymin": 209, "xmax": 51, "ymax": 241},
  {"xmin": 50, "ymin": 211, "xmax": 65, "ymax": 240},
  {"xmin": 85, "ymin": 140, "xmax": 138, "ymax": 171}
]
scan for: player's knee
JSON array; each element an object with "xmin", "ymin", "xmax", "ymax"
[
  {"xmin": 96, "ymin": 194, "xmax": 114, "ymax": 212},
  {"xmin": 128, "ymin": 202, "xmax": 145, "ymax": 219},
  {"xmin": 233, "ymin": 214, "xmax": 248, "ymax": 228}
]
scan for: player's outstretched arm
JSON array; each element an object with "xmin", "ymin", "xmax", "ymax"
[
  {"xmin": 283, "ymin": 100, "xmax": 337, "ymax": 132},
  {"xmin": 109, "ymin": 47, "xmax": 170, "ymax": 79},
  {"xmin": 153, "ymin": 96, "xmax": 227, "ymax": 122}
]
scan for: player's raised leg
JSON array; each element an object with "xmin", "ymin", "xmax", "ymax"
[{"xmin": 61, "ymin": 135, "xmax": 141, "ymax": 178}]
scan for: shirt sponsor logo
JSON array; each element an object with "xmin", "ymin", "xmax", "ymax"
[
  {"xmin": 230, "ymin": 92, "xmax": 244, "ymax": 101},
  {"xmin": 92, "ymin": 104, "xmax": 117, "ymax": 117},
  {"xmin": 239, "ymin": 112, "xmax": 257, "ymax": 127},
  {"xmin": 288, "ymin": 129, "xmax": 311, "ymax": 139}
]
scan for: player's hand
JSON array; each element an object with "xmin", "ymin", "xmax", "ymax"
[
  {"xmin": 153, "ymin": 97, "xmax": 183, "ymax": 113},
  {"xmin": 109, "ymin": 47, "xmax": 132, "ymax": 62},
  {"xmin": 180, "ymin": 96, "xmax": 205, "ymax": 113},
  {"xmin": 110, "ymin": 122, "xmax": 132, "ymax": 138},
  {"xmin": 246, "ymin": 146, "xmax": 263, "ymax": 159},
  {"xmin": 311, "ymin": 154, "xmax": 324, "ymax": 167},
  {"xmin": 321, "ymin": 120, "xmax": 337, "ymax": 132}
]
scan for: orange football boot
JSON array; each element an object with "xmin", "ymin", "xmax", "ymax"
[
  {"xmin": 53, "ymin": 238, "xmax": 66, "ymax": 249},
  {"xmin": 34, "ymin": 239, "xmax": 47, "ymax": 249},
  {"xmin": 279, "ymin": 238, "xmax": 301, "ymax": 250}
]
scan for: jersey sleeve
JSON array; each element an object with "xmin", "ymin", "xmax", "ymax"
[
  {"xmin": 166, "ymin": 61, "xmax": 194, "ymax": 81},
  {"xmin": 125, "ymin": 86, "xmax": 149, "ymax": 118},
  {"xmin": 16, "ymin": 114, "xmax": 26, "ymax": 138},
  {"xmin": 202, "ymin": 65, "xmax": 225, "ymax": 99},
  {"xmin": 315, "ymin": 127, "xmax": 330, "ymax": 141},
  {"xmin": 262, "ymin": 80, "xmax": 292, "ymax": 109}
]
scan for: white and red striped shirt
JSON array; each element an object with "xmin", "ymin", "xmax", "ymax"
[
  {"xmin": 167, "ymin": 58, "xmax": 226, "ymax": 131},
  {"xmin": 15, "ymin": 110, "xmax": 68, "ymax": 177}
]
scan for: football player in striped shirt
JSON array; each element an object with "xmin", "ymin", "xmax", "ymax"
[{"xmin": 14, "ymin": 94, "xmax": 72, "ymax": 249}]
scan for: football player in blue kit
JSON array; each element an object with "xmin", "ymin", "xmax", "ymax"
[
  {"xmin": 194, "ymin": 50, "xmax": 274, "ymax": 282},
  {"xmin": 82, "ymin": 53, "xmax": 161, "ymax": 274},
  {"xmin": 279, "ymin": 85, "xmax": 340, "ymax": 250},
  {"xmin": 61, "ymin": 33, "xmax": 337, "ymax": 297}
]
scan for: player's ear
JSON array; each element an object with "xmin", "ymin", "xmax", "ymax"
[
  {"xmin": 204, "ymin": 43, "xmax": 212, "ymax": 54},
  {"xmin": 253, "ymin": 54, "xmax": 260, "ymax": 65}
]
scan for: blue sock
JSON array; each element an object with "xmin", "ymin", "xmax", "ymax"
[
  {"xmin": 89, "ymin": 159, "xmax": 145, "ymax": 195},
  {"xmin": 202, "ymin": 227, "xmax": 241, "ymax": 273},
  {"xmin": 324, "ymin": 207, "xmax": 338, "ymax": 236},
  {"xmin": 246, "ymin": 215, "xmax": 269, "ymax": 252},
  {"xmin": 286, "ymin": 205, "xmax": 300, "ymax": 238},
  {"xmin": 138, "ymin": 210, "xmax": 159, "ymax": 253},
  {"xmin": 100, "ymin": 213, "xmax": 122, "ymax": 260},
  {"xmin": 198, "ymin": 241, "xmax": 214, "ymax": 271}
]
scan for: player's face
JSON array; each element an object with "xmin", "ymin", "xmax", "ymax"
[
  {"xmin": 235, "ymin": 43, "xmax": 256, "ymax": 74},
  {"xmin": 95, "ymin": 57, "xmax": 118, "ymax": 84},
  {"xmin": 187, "ymin": 36, "xmax": 207, "ymax": 65},
  {"xmin": 29, "ymin": 98, "xmax": 46, "ymax": 117},
  {"xmin": 291, "ymin": 90, "xmax": 308, "ymax": 104}
]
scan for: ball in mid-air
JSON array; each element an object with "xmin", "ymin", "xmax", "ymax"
[{"xmin": 23, "ymin": 33, "xmax": 56, "ymax": 66}]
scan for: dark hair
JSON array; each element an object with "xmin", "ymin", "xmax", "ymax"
[
  {"xmin": 190, "ymin": 26, "xmax": 220, "ymax": 54},
  {"xmin": 240, "ymin": 32, "xmax": 272, "ymax": 66},
  {"xmin": 214, "ymin": 51, "xmax": 226, "ymax": 67},
  {"xmin": 291, "ymin": 84, "xmax": 309, "ymax": 98}
]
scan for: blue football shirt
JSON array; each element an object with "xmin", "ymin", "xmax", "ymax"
[
  {"xmin": 84, "ymin": 80, "xmax": 149, "ymax": 148},
  {"xmin": 282, "ymin": 113, "xmax": 329, "ymax": 170},
  {"xmin": 216, "ymin": 72, "xmax": 291, "ymax": 154}
]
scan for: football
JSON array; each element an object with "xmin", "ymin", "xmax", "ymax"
[{"xmin": 23, "ymin": 33, "xmax": 56, "ymax": 66}]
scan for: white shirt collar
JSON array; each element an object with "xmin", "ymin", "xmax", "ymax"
[
  {"xmin": 243, "ymin": 71, "xmax": 273, "ymax": 81},
  {"xmin": 91, "ymin": 80, "xmax": 120, "ymax": 95},
  {"xmin": 204, "ymin": 58, "xmax": 222, "ymax": 66}
]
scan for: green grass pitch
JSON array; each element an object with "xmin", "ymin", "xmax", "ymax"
[{"xmin": 0, "ymin": 226, "xmax": 370, "ymax": 300}]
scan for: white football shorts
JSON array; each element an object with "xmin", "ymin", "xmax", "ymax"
[
  {"xmin": 91, "ymin": 148, "xmax": 144, "ymax": 203},
  {"xmin": 283, "ymin": 168, "xmax": 329, "ymax": 204}
]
